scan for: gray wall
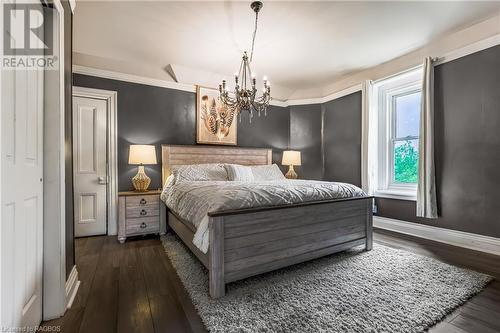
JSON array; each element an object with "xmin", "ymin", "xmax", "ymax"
[
  {"xmin": 323, "ymin": 92, "xmax": 362, "ymax": 187},
  {"xmin": 288, "ymin": 92, "xmax": 362, "ymax": 183},
  {"xmin": 238, "ymin": 106, "xmax": 291, "ymax": 174},
  {"xmin": 377, "ymin": 44, "xmax": 500, "ymax": 239},
  {"xmin": 72, "ymin": 74, "xmax": 290, "ymax": 191},
  {"xmin": 289, "ymin": 104, "xmax": 323, "ymax": 180}
]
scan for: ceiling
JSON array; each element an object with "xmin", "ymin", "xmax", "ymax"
[{"xmin": 73, "ymin": 1, "xmax": 500, "ymax": 100}]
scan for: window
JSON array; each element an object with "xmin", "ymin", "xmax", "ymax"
[{"xmin": 373, "ymin": 68, "xmax": 422, "ymax": 200}]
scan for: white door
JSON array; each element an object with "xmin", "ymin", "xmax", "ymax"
[
  {"xmin": 73, "ymin": 97, "xmax": 108, "ymax": 237},
  {"xmin": 1, "ymin": 61, "xmax": 44, "ymax": 327}
]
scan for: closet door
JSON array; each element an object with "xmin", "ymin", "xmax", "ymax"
[{"xmin": 1, "ymin": 52, "xmax": 44, "ymax": 329}]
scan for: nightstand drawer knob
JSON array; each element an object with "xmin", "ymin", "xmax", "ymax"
[
  {"xmin": 140, "ymin": 222, "xmax": 147, "ymax": 229},
  {"xmin": 140, "ymin": 209, "xmax": 147, "ymax": 216},
  {"xmin": 140, "ymin": 198, "xmax": 147, "ymax": 205}
]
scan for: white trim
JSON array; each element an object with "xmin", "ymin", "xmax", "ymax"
[
  {"xmin": 434, "ymin": 33, "xmax": 500, "ymax": 66},
  {"xmin": 72, "ymin": 65, "xmax": 361, "ymax": 107},
  {"xmin": 374, "ymin": 190, "xmax": 416, "ymax": 201},
  {"xmin": 374, "ymin": 216, "xmax": 500, "ymax": 256},
  {"xmin": 0, "ymin": 2, "xmax": 3, "ymax": 327},
  {"xmin": 73, "ymin": 86, "xmax": 119, "ymax": 236},
  {"xmin": 69, "ymin": 0, "xmax": 76, "ymax": 14},
  {"xmin": 43, "ymin": 0, "xmax": 67, "ymax": 321},
  {"xmin": 372, "ymin": 67, "xmax": 422, "ymax": 201},
  {"xmin": 65, "ymin": 266, "xmax": 80, "ymax": 309},
  {"xmin": 286, "ymin": 84, "xmax": 363, "ymax": 106},
  {"xmin": 73, "ymin": 65, "xmax": 196, "ymax": 93},
  {"xmin": 270, "ymin": 99, "xmax": 289, "ymax": 107}
]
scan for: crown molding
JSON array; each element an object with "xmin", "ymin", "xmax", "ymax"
[
  {"xmin": 72, "ymin": 65, "xmax": 359, "ymax": 107},
  {"xmin": 72, "ymin": 65, "xmax": 197, "ymax": 92},
  {"xmin": 286, "ymin": 84, "xmax": 363, "ymax": 106},
  {"xmin": 434, "ymin": 32, "xmax": 500, "ymax": 66},
  {"xmin": 73, "ymin": 65, "xmax": 291, "ymax": 107}
]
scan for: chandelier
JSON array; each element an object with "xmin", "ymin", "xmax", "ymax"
[{"xmin": 219, "ymin": 1, "xmax": 271, "ymax": 121}]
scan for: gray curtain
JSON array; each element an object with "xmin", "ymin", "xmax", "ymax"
[{"xmin": 417, "ymin": 57, "xmax": 438, "ymax": 218}]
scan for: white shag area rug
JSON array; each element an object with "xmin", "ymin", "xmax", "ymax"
[{"xmin": 161, "ymin": 234, "xmax": 492, "ymax": 333}]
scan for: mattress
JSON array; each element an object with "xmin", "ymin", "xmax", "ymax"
[{"xmin": 161, "ymin": 179, "xmax": 366, "ymax": 254}]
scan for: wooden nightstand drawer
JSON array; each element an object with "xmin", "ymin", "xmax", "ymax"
[
  {"xmin": 118, "ymin": 190, "xmax": 164, "ymax": 243},
  {"xmin": 126, "ymin": 205, "xmax": 159, "ymax": 218},
  {"xmin": 126, "ymin": 195, "xmax": 158, "ymax": 206},
  {"xmin": 126, "ymin": 217, "xmax": 159, "ymax": 235}
]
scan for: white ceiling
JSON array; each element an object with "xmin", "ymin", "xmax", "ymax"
[{"xmin": 73, "ymin": 1, "xmax": 500, "ymax": 100}]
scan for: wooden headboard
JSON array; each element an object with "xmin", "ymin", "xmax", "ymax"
[{"xmin": 161, "ymin": 145, "xmax": 273, "ymax": 185}]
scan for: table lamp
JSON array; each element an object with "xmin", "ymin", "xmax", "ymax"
[
  {"xmin": 128, "ymin": 145, "xmax": 157, "ymax": 191},
  {"xmin": 282, "ymin": 150, "xmax": 301, "ymax": 179}
]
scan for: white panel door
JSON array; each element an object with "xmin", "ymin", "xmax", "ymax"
[
  {"xmin": 73, "ymin": 97, "xmax": 107, "ymax": 237},
  {"xmin": 1, "ymin": 60, "xmax": 44, "ymax": 327}
]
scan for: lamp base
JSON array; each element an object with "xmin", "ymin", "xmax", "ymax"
[
  {"xmin": 285, "ymin": 165, "xmax": 298, "ymax": 179},
  {"xmin": 132, "ymin": 165, "xmax": 151, "ymax": 191}
]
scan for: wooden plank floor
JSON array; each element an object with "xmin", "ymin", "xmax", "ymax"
[{"xmin": 42, "ymin": 229, "xmax": 500, "ymax": 333}]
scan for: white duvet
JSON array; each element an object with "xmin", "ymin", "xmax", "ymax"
[{"xmin": 161, "ymin": 178, "xmax": 366, "ymax": 253}]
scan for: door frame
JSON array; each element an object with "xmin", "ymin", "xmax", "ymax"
[
  {"xmin": 72, "ymin": 86, "xmax": 118, "ymax": 235},
  {"xmin": 42, "ymin": 0, "xmax": 68, "ymax": 321}
]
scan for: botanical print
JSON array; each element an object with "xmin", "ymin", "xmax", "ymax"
[{"xmin": 196, "ymin": 86, "xmax": 237, "ymax": 145}]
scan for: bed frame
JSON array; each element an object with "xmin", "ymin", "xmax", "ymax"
[{"xmin": 161, "ymin": 145, "xmax": 373, "ymax": 298}]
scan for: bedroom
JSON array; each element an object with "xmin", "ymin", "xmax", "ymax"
[{"xmin": 1, "ymin": 1, "xmax": 500, "ymax": 332}]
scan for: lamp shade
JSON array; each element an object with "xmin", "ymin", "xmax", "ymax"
[
  {"xmin": 282, "ymin": 150, "xmax": 301, "ymax": 166},
  {"xmin": 128, "ymin": 145, "xmax": 157, "ymax": 165}
]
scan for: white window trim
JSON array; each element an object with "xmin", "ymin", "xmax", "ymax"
[{"xmin": 373, "ymin": 67, "xmax": 422, "ymax": 201}]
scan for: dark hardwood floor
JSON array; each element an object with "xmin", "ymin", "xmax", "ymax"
[{"xmin": 43, "ymin": 229, "xmax": 500, "ymax": 333}]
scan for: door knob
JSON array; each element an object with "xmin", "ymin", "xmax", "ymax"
[{"xmin": 98, "ymin": 176, "xmax": 107, "ymax": 185}]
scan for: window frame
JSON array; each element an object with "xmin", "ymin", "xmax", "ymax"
[{"xmin": 374, "ymin": 68, "xmax": 422, "ymax": 201}]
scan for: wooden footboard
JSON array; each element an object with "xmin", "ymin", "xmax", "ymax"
[
  {"xmin": 207, "ymin": 197, "xmax": 373, "ymax": 298},
  {"xmin": 161, "ymin": 145, "xmax": 373, "ymax": 298}
]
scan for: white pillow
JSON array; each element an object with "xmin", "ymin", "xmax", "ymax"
[
  {"xmin": 251, "ymin": 164, "xmax": 286, "ymax": 181},
  {"xmin": 172, "ymin": 164, "xmax": 228, "ymax": 182},
  {"xmin": 225, "ymin": 164, "xmax": 255, "ymax": 181}
]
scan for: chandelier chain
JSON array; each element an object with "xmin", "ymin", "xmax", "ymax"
[{"xmin": 250, "ymin": 10, "xmax": 258, "ymax": 62}]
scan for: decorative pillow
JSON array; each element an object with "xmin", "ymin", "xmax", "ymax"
[
  {"xmin": 251, "ymin": 164, "xmax": 286, "ymax": 181},
  {"xmin": 225, "ymin": 164, "xmax": 255, "ymax": 181},
  {"xmin": 172, "ymin": 164, "xmax": 228, "ymax": 182}
]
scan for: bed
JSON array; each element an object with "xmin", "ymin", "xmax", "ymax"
[{"xmin": 160, "ymin": 145, "xmax": 373, "ymax": 298}]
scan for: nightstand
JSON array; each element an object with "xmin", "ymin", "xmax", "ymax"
[{"xmin": 118, "ymin": 189, "xmax": 163, "ymax": 243}]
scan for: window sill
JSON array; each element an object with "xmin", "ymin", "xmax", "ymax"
[{"xmin": 374, "ymin": 189, "xmax": 417, "ymax": 201}]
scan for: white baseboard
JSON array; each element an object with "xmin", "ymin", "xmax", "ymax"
[
  {"xmin": 65, "ymin": 265, "xmax": 80, "ymax": 309},
  {"xmin": 373, "ymin": 216, "xmax": 500, "ymax": 256}
]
